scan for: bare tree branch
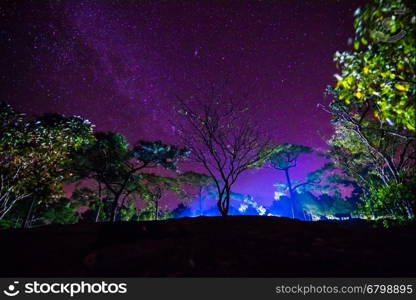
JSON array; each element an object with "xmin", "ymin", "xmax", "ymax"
[{"xmin": 175, "ymin": 87, "xmax": 270, "ymax": 216}]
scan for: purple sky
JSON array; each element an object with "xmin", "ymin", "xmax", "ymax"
[{"xmin": 1, "ymin": 0, "xmax": 366, "ymax": 207}]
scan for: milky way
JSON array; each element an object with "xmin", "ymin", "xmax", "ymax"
[{"xmin": 0, "ymin": 0, "xmax": 366, "ymax": 206}]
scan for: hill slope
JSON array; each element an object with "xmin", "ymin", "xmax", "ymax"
[{"xmin": 1, "ymin": 216, "xmax": 415, "ymax": 277}]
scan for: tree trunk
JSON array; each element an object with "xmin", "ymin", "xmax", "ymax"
[
  {"xmin": 219, "ymin": 189, "xmax": 230, "ymax": 216},
  {"xmin": 95, "ymin": 205, "xmax": 101, "ymax": 222},
  {"xmin": 217, "ymin": 198, "xmax": 224, "ymax": 216},
  {"xmin": 217, "ymin": 190, "xmax": 224, "ymax": 216},
  {"xmin": 23, "ymin": 196, "xmax": 36, "ymax": 228},
  {"xmin": 404, "ymin": 201, "xmax": 414, "ymax": 220},
  {"xmin": 284, "ymin": 168, "xmax": 296, "ymax": 219},
  {"xmin": 96, "ymin": 182, "xmax": 102, "ymax": 222},
  {"xmin": 224, "ymin": 190, "xmax": 230, "ymax": 215},
  {"xmin": 155, "ymin": 200, "xmax": 159, "ymax": 220},
  {"xmin": 110, "ymin": 194, "xmax": 120, "ymax": 222},
  {"xmin": 199, "ymin": 187, "xmax": 203, "ymax": 216}
]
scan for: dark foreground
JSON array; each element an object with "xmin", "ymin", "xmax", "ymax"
[{"xmin": 0, "ymin": 216, "xmax": 415, "ymax": 277}]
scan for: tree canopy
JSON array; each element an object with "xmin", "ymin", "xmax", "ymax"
[
  {"xmin": 71, "ymin": 132, "xmax": 190, "ymax": 221},
  {"xmin": 0, "ymin": 103, "xmax": 95, "ymax": 225},
  {"xmin": 325, "ymin": 0, "xmax": 416, "ymax": 221},
  {"xmin": 332, "ymin": 0, "xmax": 415, "ymax": 131}
]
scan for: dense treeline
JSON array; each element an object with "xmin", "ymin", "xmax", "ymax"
[
  {"xmin": 0, "ymin": 0, "xmax": 414, "ymax": 228},
  {"xmin": 0, "ymin": 96, "xmax": 413, "ymax": 229}
]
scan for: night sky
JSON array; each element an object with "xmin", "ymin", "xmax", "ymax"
[{"xmin": 0, "ymin": 0, "xmax": 366, "ymax": 207}]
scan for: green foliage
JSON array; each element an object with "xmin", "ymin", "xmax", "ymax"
[
  {"xmin": 326, "ymin": 97, "xmax": 415, "ymax": 220},
  {"xmin": 38, "ymin": 199, "xmax": 80, "ymax": 225},
  {"xmin": 136, "ymin": 201, "xmax": 172, "ymax": 221},
  {"xmin": 133, "ymin": 141, "xmax": 190, "ymax": 171},
  {"xmin": 325, "ymin": 0, "xmax": 416, "ymax": 223},
  {"xmin": 358, "ymin": 178, "xmax": 416, "ymax": 220},
  {"xmin": 177, "ymin": 171, "xmax": 214, "ymax": 188},
  {"xmin": 332, "ymin": 0, "xmax": 415, "ymax": 130},
  {"xmin": 0, "ymin": 219, "xmax": 20, "ymax": 229},
  {"xmin": 119, "ymin": 200, "xmax": 138, "ymax": 221},
  {"xmin": 72, "ymin": 132, "xmax": 131, "ymax": 187},
  {"xmin": 138, "ymin": 174, "xmax": 188, "ymax": 213},
  {"xmin": 0, "ymin": 102, "xmax": 24, "ymax": 135},
  {"xmin": 266, "ymin": 143, "xmax": 312, "ymax": 170},
  {"xmin": 71, "ymin": 186, "xmax": 111, "ymax": 222},
  {"xmin": 329, "ymin": 125, "xmax": 377, "ymax": 182},
  {"xmin": 297, "ymin": 193, "xmax": 330, "ymax": 217},
  {"xmin": 71, "ymin": 132, "xmax": 190, "ymax": 222},
  {"xmin": 266, "ymin": 146, "xmax": 338, "ymax": 196},
  {"xmin": 329, "ymin": 197, "xmax": 356, "ymax": 216},
  {"xmin": 1, "ymin": 104, "xmax": 193, "ymax": 226},
  {"xmin": 0, "ymin": 104, "xmax": 95, "ymax": 221},
  {"xmin": 297, "ymin": 192, "xmax": 356, "ymax": 219}
]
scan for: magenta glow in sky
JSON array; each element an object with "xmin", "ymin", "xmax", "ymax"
[{"xmin": 0, "ymin": 0, "xmax": 366, "ymax": 205}]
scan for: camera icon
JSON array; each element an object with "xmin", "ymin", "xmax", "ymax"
[{"xmin": 3, "ymin": 281, "xmax": 20, "ymax": 297}]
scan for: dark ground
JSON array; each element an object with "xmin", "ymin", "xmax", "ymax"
[{"xmin": 0, "ymin": 216, "xmax": 415, "ymax": 277}]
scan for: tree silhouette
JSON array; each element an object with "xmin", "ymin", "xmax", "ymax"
[
  {"xmin": 266, "ymin": 143, "xmax": 313, "ymax": 219},
  {"xmin": 176, "ymin": 88, "xmax": 270, "ymax": 216}
]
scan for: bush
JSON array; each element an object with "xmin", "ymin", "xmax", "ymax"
[{"xmin": 358, "ymin": 179, "xmax": 415, "ymax": 221}]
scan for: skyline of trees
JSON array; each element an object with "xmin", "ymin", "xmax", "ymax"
[
  {"xmin": 1, "ymin": 0, "xmax": 415, "ymax": 228},
  {"xmin": 0, "ymin": 91, "xmax": 413, "ymax": 228}
]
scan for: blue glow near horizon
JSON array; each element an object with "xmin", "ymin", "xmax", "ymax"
[{"xmin": 172, "ymin": 196, "xmax": 296, "ymax": 219}]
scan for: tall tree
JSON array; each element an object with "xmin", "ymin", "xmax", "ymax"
[
  {"xmin": 323, "ymin": 0, "xmax": 416, "ymax": 220},
  {"xmin": 0, "ymin": 104, "xmax": 95, "ymax": 226},
  {"xmin": 176, "ymin": 89, "xmax": 270, "ymax": 216},
  {"xmin": 332, "ymin": 0, "xmax": 415, "ymax": 131},
  {"xmin": 21, "ymin": 113, "xmax": 95, "ymax": 227},
  {"xmin": 325, "ymin": 115, "xmax": 415, "ymax": 219},
  {"xmin": 265, "ymin": 143, "xmax": 314, "ymax": 219}
]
